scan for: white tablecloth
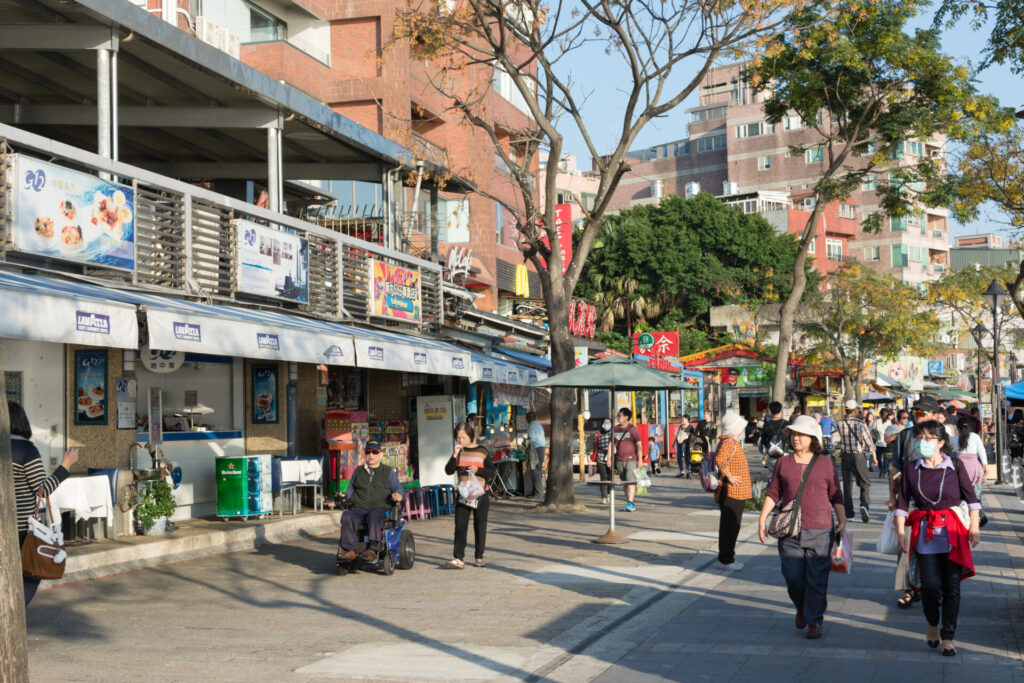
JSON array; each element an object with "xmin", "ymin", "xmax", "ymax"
[
  {"xmin": 48, "ymin": 475, "xmax": 114, "ymax": 524},
  {"xmin": 280, "ymin": 459, "xmax": 322, "ymax": 485}
]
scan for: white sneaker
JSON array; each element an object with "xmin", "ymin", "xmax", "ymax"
[
  {"xmin": 860, "ymin": 506, "xmax": 870, "ymax": 523},
  {"xmin": 715, "ymin": 561, "xmax": 744, "ymax": 571}
]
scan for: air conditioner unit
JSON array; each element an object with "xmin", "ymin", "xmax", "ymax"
[
  {"xmin": 213, "ymin": 26, "xmax": 227, "ymax": 50},
  {"xmin": 224, "ymin": 31, "xmax": 240, "ymax": 58},
  {"xmin": 195, "ymin": 16, "xmax": 220, "ymax": 46}
]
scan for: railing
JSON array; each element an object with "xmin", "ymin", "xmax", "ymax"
[
  {"xmin": 411, "ymin": 132, "xmax": 448, "ymax": 169},
  {"xmin": 827, "ymin": 253, "xmax": 858, "ymax": 263},
  {"xmin": 0, "ymin": 124, "xmax": 442, "ymax": 329}
]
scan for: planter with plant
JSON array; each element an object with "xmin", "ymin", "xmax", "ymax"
[{"xmin": 135, "ymin": 481, "xmax": 177, "ymax": 535}]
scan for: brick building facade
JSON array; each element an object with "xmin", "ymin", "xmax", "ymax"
[{"xmin": 605, "ymin": 62, "xmax": 950, "ymax": 284}]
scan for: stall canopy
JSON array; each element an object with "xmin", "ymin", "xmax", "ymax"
[
  {"xmin": 1004, "ymin": 381, "xmax": 1024, "ymax": 402},
  {"xmin": 0, "ymin": 270, "xmax": 355, "ymax": 365},
  {"xmin": 495, "ymin": 348, "xmax": 552, "ymax": 370},
  {"xmin": 467, "ymin": 350, "xmax": 546, "ymax": 386},
  {"xmin": 342, "ymin": 326, "xmax": 472, "ymax": 377},
  {"xmin": 0, "ymin": 270, "xmax": 138, "ymax": 348}
]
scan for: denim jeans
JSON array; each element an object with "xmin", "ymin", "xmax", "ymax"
[{"xmin": 676, "ymin": 442, "xmax": 688, "ymax": 472}]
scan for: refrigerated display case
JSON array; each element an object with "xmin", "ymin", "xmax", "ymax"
[{"xmin": 216, "ymin": 454, "xmax": 272, "ymax": 519}]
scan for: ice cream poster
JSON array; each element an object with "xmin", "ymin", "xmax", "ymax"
[
  {"xmin": 251, "ymin": 364, "xmax": 278, "ymax": 424},
  {"xmin": 237, "ymin": 220, "xmax": 309, "ymax": 303},
  {"xmin": 75, "ymin": 350, "xmax": 108, "ymax": 425},
  {"xmin": 14, "ymin": 154, "xmax": 135, "ymax": 271},
  {"xmin": 370, "ymin": 260, "xmax": 421, "ymax": 323}
]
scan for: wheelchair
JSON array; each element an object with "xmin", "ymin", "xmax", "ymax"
[{"xmin": 334, "ymin": 493, "xmax": 416, "ymax": 575}]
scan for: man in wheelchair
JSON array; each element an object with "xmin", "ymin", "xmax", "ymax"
[{"xmin": 337, "ymin": 441, "xmax": 403, "ymax": 563}]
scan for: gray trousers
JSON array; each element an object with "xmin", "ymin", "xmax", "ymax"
[
  {"xmin": 779, "ymin": 528, "xmax": 835, "ymax": 626},
  {"xmin": 841, "ymin": 452, "xmax": 871, "ymax": 517},
  {"xmin": 531, "ymin": 446, "xmax": 547, "ymax": 497}
]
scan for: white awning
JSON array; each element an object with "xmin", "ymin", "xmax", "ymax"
[
  {"xmin": 350, "ymin": 331, "xmax": 472, "ymax": 377},
  {"xmin": 468, "ymin": 351, "xmax": 546, "ymax": 386},
  {"xmin": 145, "ymin": 308, "xmax": 355, "ymax": 365},
  {"xmin": 0, "ymin": 272, "xmax": 138, "ymax": 348}
]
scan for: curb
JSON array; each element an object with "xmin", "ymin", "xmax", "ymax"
[{"xmin": 50, "ymin": 510, "xmax": 342, "ymax": 586}]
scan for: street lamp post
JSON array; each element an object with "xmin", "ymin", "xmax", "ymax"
[{"xmin": 983, "ymin": 279, "xmax": 1009, "ymax": 484}]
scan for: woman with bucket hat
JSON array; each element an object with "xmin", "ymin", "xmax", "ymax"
[
  {"xmin": 714, "ymin": 412, "xmax": 752, "ymax": 571},
  {"xmin": 758, "ymin": 415, "xmax": 846, "ymax": 639}
]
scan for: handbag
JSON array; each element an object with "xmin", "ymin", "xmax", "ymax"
[
  {"xmin": 830, "ymin": 530, "xmax": 853, "ymax": 574},
  {"xmin": 21, "ymin": 488, "xmax": 67, "ymax": 581},
  {"xmin": 766, "ymin": 453, "xmax": 820, "ymax": 540}
]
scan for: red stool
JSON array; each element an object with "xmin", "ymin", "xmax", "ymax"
[{"xmin": 402, "ymin": 488, "xmax": 431, "ymax": 521}]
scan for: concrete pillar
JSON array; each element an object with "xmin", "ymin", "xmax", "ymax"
[
  {"xmin": 96, "ymin": 48, "xmax": 111, "ymax": 179},
  {"xmin": 267, "ymin": 127, "xmax": 281, "ymax": 213}
]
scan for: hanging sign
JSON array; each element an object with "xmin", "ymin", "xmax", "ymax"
[
  {"xmin": 568, "ymin": 299, "xmax": 597, "ymax": 339},
  {"xmin": 446, "ymin": 246, "xmax": 473, "ymax": 282},
  {"xmin": 12, "ymin": 154, "xmax": 136, "ymax": 270},
  {"xmin": 370, "ymin": 259, "xmax": 422, "ymax": 323},
  {"xmin": 236, "ymin": 219, "xmax": 310, "ymax": 303},
  {"xmin": 139, "ymin": 346, "xmax": 183, "ymax": 374}
]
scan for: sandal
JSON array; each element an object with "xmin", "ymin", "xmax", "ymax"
[
  {"xmin": 474, "ymin": 558, "xmax": 485, "ymax": 567},
  {"xmin": 896, "ymin": 591, "xmax": 920, "ymax": 609},
  {"xmin": 446, "ymin": 558, "xmax": 465, "ymax": 569}
]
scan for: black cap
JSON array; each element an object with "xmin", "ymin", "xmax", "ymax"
[{"xmin": 913, "ymin": 395, "xmax": 940, "ymax": 413}]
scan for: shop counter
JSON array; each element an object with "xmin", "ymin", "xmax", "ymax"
[{"xmin": 136, "ymin": 431, "xmax": 244, "ymax": 520}]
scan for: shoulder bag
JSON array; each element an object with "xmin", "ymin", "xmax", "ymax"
[
  {"xmin": 766, "ymin": 453, "xmax": 820, "ymax": 540},
  {"xmin": 22, "ymin": 487, "xmax": 67, "ymax": 581}
]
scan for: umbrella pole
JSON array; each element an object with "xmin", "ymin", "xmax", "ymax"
[{"xmin": 593, "ymin": 485, "xmax": 628, "ymax": 544}]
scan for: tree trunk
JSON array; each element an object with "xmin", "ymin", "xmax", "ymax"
[
  {"xmin": 773, "ymin": 208, "xmax": 825, "ymax": 404},
  {"xmin": 544, "ymin": 286, "xmax": 577, "ymax": 507},
  {"xmin": 0, "ymin": 353, "xmax": 29, "ymax": 681}
]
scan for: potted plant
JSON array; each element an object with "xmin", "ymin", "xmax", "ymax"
[{"xmin": 135, "ymin": 481, "xmax": 177, "ymax": 535}]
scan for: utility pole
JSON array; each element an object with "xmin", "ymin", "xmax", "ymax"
[{"xmin": 0, "ymin": 353, "xmax": 29, "ymax": 681}]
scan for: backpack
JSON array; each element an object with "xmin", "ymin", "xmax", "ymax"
[
  {"xmin": 700, "ymin": 438, "xmax": 732, "ymax": 493},
  {"xmin": 764, "ymin": 419, "xmax": 786, "ymax": 458}
]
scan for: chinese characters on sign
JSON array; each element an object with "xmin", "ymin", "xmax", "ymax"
[
  {"xmin": 370, "ymin": 260, "xmax": 422, "ymax": 323},
  {"xmin": 568, "ymin": 300, "xmax": 597, "ymax": 339},
  {"xmin": 538, "ymin": 204, "xmax": 573, "ymax": 275},
  {"xmin": 14, "ymin": 154, "xmax": 136, "ymax": 270},
  {"xmin": 632, "ymin": 331, "xmax": 679, "ymax": 370}
]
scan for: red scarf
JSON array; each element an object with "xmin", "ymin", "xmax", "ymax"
[{"xmin": 907, "ymin": 508, "xmax": 975, "ymax": 583}]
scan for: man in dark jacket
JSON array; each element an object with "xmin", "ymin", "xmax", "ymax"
[
  {"xmin": 760, "ymin": 402, "xmax": 788, "ymax": 456},
  {"xmin": 337, "ymin": 441, "xmax": 403, "ymax": 562}
]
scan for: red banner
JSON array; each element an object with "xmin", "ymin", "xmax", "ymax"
[
  {"xmin": 568, "ymin": 299, "xmax": 597, "ymax": 339},
  {"xmin": 539, "ymin": 204, "xmax": 573, "ymax": 275}
]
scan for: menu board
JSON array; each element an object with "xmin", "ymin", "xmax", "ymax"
[
  {"xmin": 236, "ymin": 220, "xmax": 309, "ymax": 303},
  {"xmin": 115, "ymin": 377, "xmax": 137, "ymax": 430},
  {"xmin": 13, "ymin": 154, "xmax": 135, "ymax": 270},
  {"xmin": 74, "ymin": 350, "xmax": 108, "ymax": 425}
]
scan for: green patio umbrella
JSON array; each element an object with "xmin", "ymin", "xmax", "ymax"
[{"xmin": 530, "ymin": 355, "xmax": 686, "ymax": 390}]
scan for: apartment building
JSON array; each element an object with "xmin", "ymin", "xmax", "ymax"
[
  {"xmin": 606, "ymin": 62, "xmax": 950, "ymax": 284},
  {"xmin": 180, "ymin": 0, "xmax": 540, "ymax": 312}
]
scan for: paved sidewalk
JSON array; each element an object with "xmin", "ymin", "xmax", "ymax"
[{"xmin": 22, "ymin": 451, "xmax": 1024, "ymax": 682}]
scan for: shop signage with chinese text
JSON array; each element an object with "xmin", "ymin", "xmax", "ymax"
[{"xmin": 369, "ymin": 260, "xmax": 422, "ymax": 323}]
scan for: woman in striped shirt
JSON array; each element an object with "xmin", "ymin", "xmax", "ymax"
[
  {"xmin": 444, "ymin": 421, "xmax": 494, "ymax": 569},
  {"xmin": 11, "ymin": 401, "xmax": 77, "ymax": 605}
]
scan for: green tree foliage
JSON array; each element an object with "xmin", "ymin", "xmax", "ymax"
[
  {"xmin": 803, "ymin": 263, "xmax": 940, "ymax": 400},
  {"xmin": 747, "ymin": 0, "xmax": 1002, "ymax": 402},
  {"xmin": 935, "ymin": 0, "xmax": 1024, "ymax": 74},
  {"xmin": 927, "ymin": 265, "xmax": 1020, "ymax": 365},
  {"xmin": 576, "ymin": 193, "xmax": 815, "ymax": 350}
]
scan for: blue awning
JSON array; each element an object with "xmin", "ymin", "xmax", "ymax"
[{"xmin": 495, "ymin": 348, "xmax": 551, "ymax": 370}]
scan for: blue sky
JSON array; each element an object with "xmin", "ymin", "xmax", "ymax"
[{"xmin": 555, "ymin": 8, "xmax": 1021, "ymax": 238}]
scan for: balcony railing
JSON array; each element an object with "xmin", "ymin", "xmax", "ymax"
[{"xmin": 0, "ymin": 126, "xmax": 442, "ymax": 329}]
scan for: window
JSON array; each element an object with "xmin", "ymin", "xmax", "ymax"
[
  {"xmin": 758, "ymin": 155, "xmax": 771, "ymax": 171},
  {"xmin": 839, "ymin": 203, "xmax": 855, "ymax": 219},
  {"xmin": 805, "ymin": 147, "xmax": 824, "ymax": 163},
  {"xmin": 808, "ymin": 238, "xmax": 816, "ymax": 254},
  {"xmin": 495, "ymin": 201, "xmax": 505, "ymax": 243},
  {"xmin": 492, "ymin": 65, "xmax": 535, "ymax": 116},
  {"xmin": 581, "ymin": 193, "xmax": 596, "ymax": 211},
  {"xmin": 826, "ymin": 239, "xmax": 843, "ymax": 261},
  {"xmin": 440, "ymin": 198, "xmax": 470, "ymax": 243},
  {"xmin": 735, "ymin": 122, "xmax": 774, "ymax": 138},
  {"xmin": 202, "ymin": 0, "xmax": 288, "ymax": 44},
  {"xmin": 889, "ymin": 143, "xmax": 905, "ymax": 160},
  {"xmin": 783, "ymin": 115, "xmax": 803, "ymax": 131},
  {"xmin": 865, "ymin": 246, "xmax": 880, "ymax": 261},
  {"xmin": 690, "ymin": 106, "xmax": 726, "ymax": 123},
  {"xmin": 861, "ymin": 141, "xmax": 877, "ymax": 156},
  {"xmin": 696, "ymin": 135, "xmax": 727, "ymax": 153},
  {"xmin": 861, "ymin": 175, "xmax": 877, "ymax": 191},
  {"xmin": 907, "ymin": 141, "xmax": 924, "ymax": 157},
  {"xmin": 910, "ymin": 246, "xmax": 925, "ymax": 263},
  {"xmin": 907, "ymin": 213, "xmax": 921, "ymax": 227},
  {"xmin": 890, "ymin": 217, "xmax": 908, "ymax": 232},
  {"xmin": 892, "ymin": 244, "xmax": 909, "ymax": 267}
]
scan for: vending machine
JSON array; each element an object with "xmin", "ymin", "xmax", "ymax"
[{"xmin": 416, "ymin": 395, "xmax": 466, "ymax": 487}]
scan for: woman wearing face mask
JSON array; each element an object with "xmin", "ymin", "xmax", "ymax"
[
  {"xmin": 595, "ymin": 419, "xmax": 614, "ymax": 504},
  {"xmin": 894, "ymin": 420, "xmax": 981, "ymax": 657}
]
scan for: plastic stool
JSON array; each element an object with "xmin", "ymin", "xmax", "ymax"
[
  {"xmin": 411, "ymin": 488, "xmax": 431, "ymax": 520},
  {"xmin": 438, "ymin": 484, "xmax": 455, "ymax": 515},
  {"xmin": 425, "ymin": 486, "xmax": 442, "ymax": 517}
]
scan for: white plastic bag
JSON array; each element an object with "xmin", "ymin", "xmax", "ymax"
[
  {"xmin": 635, "ymin": 467, "xmax": 652, "ymax": 490},
  {"xmin": 876, "ymin": 511, "xmax": 899, "ymax": 555},
  {"xmin": 457, "ymin": 476, "xmax": 485, "ymax": 508},
  {"xmin": 830, "ymin": 530, "xmax": 853, "ymax": 574}
]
